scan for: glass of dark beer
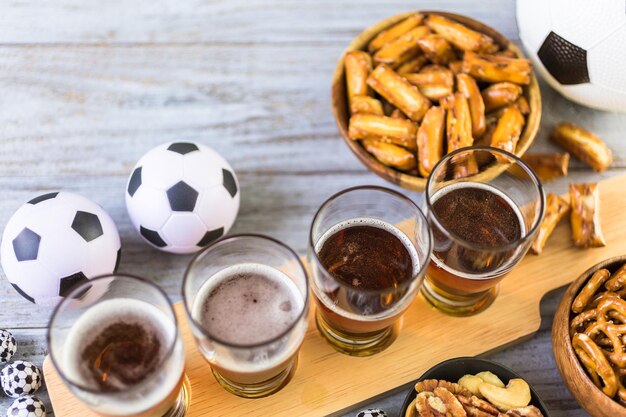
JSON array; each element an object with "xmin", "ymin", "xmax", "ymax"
[
  {"xmin": 48, "ymin": 274, "xmax": 189, "ymax": 417},
  {"xmin": 308, "ymin": 186, "xmax": 432, "ymax": 356},
  {"xmin": 423, "ymin": 146, "xmax": 545, "ymax": 316},
  {"xmin": 182, "ymin": 234, "xmax": 309, "ymax": 398}
]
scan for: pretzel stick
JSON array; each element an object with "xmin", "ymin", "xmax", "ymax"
[{"xmin": 572, "ymin": 269, "xmax": 611, "ymax": 313}]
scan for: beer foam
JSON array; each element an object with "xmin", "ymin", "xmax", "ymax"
[
  {"xmin": 192, "ymin": 263, "xmax": 304, "ymax": 345},
  {"xmin": 313, "ymin": 218, "xmax": 422, "ymax": 321},
  {"xmin": 62, "ymin": 299, "xmax": 185, "ymax": 416}
]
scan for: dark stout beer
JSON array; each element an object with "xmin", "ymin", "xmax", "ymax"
[
  {"xmin": 427, "ymin": 183, "xmax": 525, "ymax": 295},
  {"xmin": 314, "ymin": 219, "xmax": 418, "ymax": 335}
]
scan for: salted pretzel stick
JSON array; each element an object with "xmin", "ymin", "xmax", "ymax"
[
  {"xmin": 531, "ymin": 193, "xmax": 570, "ymax": 255},
  {"xmin": 361, "ymin": 139, "xmax": 417, "ymax": 171},
  {"xmin": 416, "ymin": 106, "xmax": 445, "ymax": 177},
  {"xmin": 606, "ymin": 264, "xmax": 626, "ymax": 291},
  {"xmin": 521, "ymin": 153, "xmax": 570, "ymax": 182},
  {"xmin": 550, "ymin": 123, "xmax": 613, "ymax": 172},
  {"xmin": 490, "ymin": 106, "xmax": 524, "ymax": 154},
  {"xmin": 368, "ymin": 13, "xmax": 424, "ymax": 53},
  {"xmin": 397, "ymin": 55, "xmax": 428, "ymax": 74},
  {"xmin": 456, "ymin": 73, "xmax": 486, "ymax": 137},
  {"xmin": 514, "ymin": 96, "xmax": 530, "ymax": 115},
  {"xmin": 569, "ymin": 183, "xmax": 606, "ymax": 248},
  {"xmin": 572, "ymin": 332, "xmax": 618, "ymax": 397},
  {"xmin": 404, "ymin": 65, "xmax": 453, "ymax": 101},
  {"xmin": 348, "ymin": 113, "xmax": 418, "ymax": 151},
  {"xmin": 481, "ymin": 82, "xmax": 522, "ymax": 112},
  {"xmin": 350, "ymin": 95, "xmax": 384, "ymax": 116},
  {"xmin": 425, "ymin": 14, "xmax": 498, "ymax": 53},
  {"xmin": 373, "ymin": 25, "xmax": 430, "ymax": 67},
  {"xmin": 417, "ymin": 34, "xmax": 456, "ymax": 65},
  {"xmin": 368, "ymin": 64, "xmax": 432, "ymax": 122},
  {"xmin": 572, "ymin": 269, "xmax": 611, "ymax": 313},
  {"xmin": 444, "ymin": 93, "xmax": 477, "ymax": 178},
  {"xmin": 462, "ymin": 52, "xmax": 531, "ymax": 85},
  {"xmin": 345, "ymin": 51, "xmax": 373, "ymax": 107}
]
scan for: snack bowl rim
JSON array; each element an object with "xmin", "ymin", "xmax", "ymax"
[
  {"xmin": 399, "ymin": 356, "xmax": 551, "ymax": 416},
  {"xmin": 330, "ymin": 10, "xmax": 542, "ymax": 191},
  {"xmin": 552, "ymin": 255, "xmax": 626, "ymax": 417}
]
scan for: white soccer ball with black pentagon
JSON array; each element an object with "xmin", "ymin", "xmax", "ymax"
[
  {"xmin": 6, "ymin": 396, "xmax": 46, "ymax": 417},
  {"xmin": 0, "ymin": 329, "xmax": 17, "ymax": 363},
  {"xmin": 0, "ymin": 361, "xmax": 42, "ymax": 398},
  {"xmin": 355, "ymin": 409, "xmax": 387, "ymax": 417},
  {"xmin": 517, "ymin": 0, "xmax": 626, "ymax": 112},
  {"xmin": 126, "ymin": 142, "xmax": 240, "ymax": 254},
  {"xmin": 0, "ymin": 192, "xmax": 121, "ymax": 306}
]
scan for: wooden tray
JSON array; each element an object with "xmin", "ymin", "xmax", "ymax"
[{"xmin": 44, "ymin": 174, "xmax": 626, "ymax": 417}]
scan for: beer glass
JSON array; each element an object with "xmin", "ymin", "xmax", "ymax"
[
  {"xmin": 423, "ymin": 146, "xmax": 545, "ymax": 316},
  {"xmin": 48, "ymin": 275, "xmax": 188, "ymax": 417},
  {"xmin": 182, "ymin": 234, "xmax": 309, "ymax": 398},
  {"xmin": 308, "ymin": 186, "xmax": 432, "ymax": 356}
]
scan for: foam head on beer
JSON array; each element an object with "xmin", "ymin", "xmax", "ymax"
[{"xmin": 63, "ymin": 299, "xmax": 185, "ymax": 415}]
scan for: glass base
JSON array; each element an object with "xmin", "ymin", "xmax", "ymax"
[
  {"xmin": 163, "ymin": 375, "xmax": 191, "ymax": 417},
  {"xmin": 421, "ymin": 279, "xmax": 499, "ymax": 317},
  {"xmin": 315, "ymin": 311, "xmax": 400, "ymax": 357},
  {"xmin": 210, "ymin": 356, "xmax": 298, "ymax": 398}
]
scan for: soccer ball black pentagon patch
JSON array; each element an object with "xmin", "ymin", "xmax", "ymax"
[
  {"xmin": 197, "ymin": 227, "xmax": 224, "ymax": 247},
  {"xmin": 167, "ymin": 142, "xmax": 200, "ymax": 155},
  {"xmin": 167, "ymin": 181, "xmax": 199, "ymax": 211},
  {"xmin": 71, "ymin": 211, "xmax": 103, "ymax": 242},
  {"xmin": 27, "ymin": 192, "xmax": 59, "ymax": 205},
  {"xmin": 59, "ymin": 272, "xmax": 89, "ymax": 297},
  {"xmin": 127, "ymin": 167, "xmax": 142, "ymax": 197},
  {"xmin": 538, "ymin": 31, "xmax": 589, "ymax": 85},
  {"xmin": 12, "ymin": 228, "xmax": 41, "ymax": 262},
  {"xmin": 140, "ymin": 226, "xmax": 168, "ymax": 248},
  {"xmin": 222, "ymin": 169, "xmax": 238, "ymax": 198}
]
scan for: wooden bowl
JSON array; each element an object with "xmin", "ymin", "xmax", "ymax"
[
  {"xmin": 553, "ymin": 255, "xmax": 626, "ymax": 417},
  {"xmin": 399, "ymin": 357, "xmax": 550, "ymax": 416},
  {"xmin": 330, "ymin": 11, "xmax": 542, "ymax": 191}
]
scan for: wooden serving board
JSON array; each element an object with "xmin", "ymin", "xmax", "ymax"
[{"xmin": 44, "ymin": 174, "xmax": 626, "ymax": 417}]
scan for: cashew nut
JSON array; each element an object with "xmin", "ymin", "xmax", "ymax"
[
  {"xmin": 475, "ymin": 371, "xmax": 505, "ymax": 388},
  {"xmin": 478, "ymin": 378, "xmax": 531, "ymax": 411}
]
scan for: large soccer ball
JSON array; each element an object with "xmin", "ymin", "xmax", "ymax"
[
  {"xmin": 517, "ymin": 0, "xmax": 626, "ymax": 112},
  {"xmin": 0, "ymin": 192, "xmax": 121, "ymax": 306},
  {"xmin": 125, "ymin": 141, "xmax": 240, "ymax": 254}
]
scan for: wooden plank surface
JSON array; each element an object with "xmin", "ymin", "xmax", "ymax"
[
  {"xmin": 43, "ymin": 173, "xmax": 626, "ymax": 416},
  {"xmin": 1, "ymin": 0, "xmax": 623, "ymax": 415}
]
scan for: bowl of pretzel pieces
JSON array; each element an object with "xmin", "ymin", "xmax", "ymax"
[
  {"xmin": 331, "ymin": 11, "xmax": 541, "ymax": 191},
  {"xmin": 553, "ymin": 255, "xmax": 626, "ymax": 417},
  {"xmin": 399, "ymin": 357, "xmax": 550, "ymax": 416}
]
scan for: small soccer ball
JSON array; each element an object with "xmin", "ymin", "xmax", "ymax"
[
  {"xmin": 6, "ymin": 395, "xmax": 46, "ymax": 417},
  {"xmin": 356, "ymin": 409, "xmax": 387, "ymax": 417},
  {"xmin": 517, "ymin": 0, "xmax": 626, "ymax": 112},
  {"xmin": 0, "ymin": 192, "xmax": 121, "ymax": 306},
  {"xmin": 0, "ymin": 329, "xmax": 17, "ymax": 363},
  {"xmin": 125, "ymin": 141, "xmax": 240, "ymax": 254},
  {"xmin": 0, "ymin": 361, "xmax": 42, "ymax": 398}
]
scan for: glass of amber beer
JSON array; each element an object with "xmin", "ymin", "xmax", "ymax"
[
  {"xmin": 183, "ymin": 234, "xmax": 309, "ymax": 398},
  {"xmin": 308, "ymin": 186, "xmax": 432, "ymax": 356},
  {"xmin": 48, "ymin": 275, "xmax": 189, "ymax": 417},
  {"xmin": 423, "ymin": 146, "xmax": 545, "ymax": 316}
]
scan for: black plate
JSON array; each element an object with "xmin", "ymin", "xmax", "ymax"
[{"xmin": 399, "ymin": 357, "xmax": 550, "ymax": 417}]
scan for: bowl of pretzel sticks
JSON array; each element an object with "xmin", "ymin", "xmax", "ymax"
[
  {"xmin": 331, "ymin": 11, "xmax": 541, "ymax": 190},
  {"xmin": 553, "ymin": 255, "xmax": 626, "ymax": 417}
]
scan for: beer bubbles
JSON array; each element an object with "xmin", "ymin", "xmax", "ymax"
[
  {"xmin": 0, "ymin": 192, "xmax": 121, "ymax": 307},
  {"xmin": 125, "ymin": 141, "xmax": 240, "ymax": 254}
]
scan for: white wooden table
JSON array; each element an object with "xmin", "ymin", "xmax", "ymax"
[{"xmin": 1, "ymin": 1, "xmax": 623, "ymax": 415}]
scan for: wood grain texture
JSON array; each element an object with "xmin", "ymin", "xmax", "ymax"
[
  {"xmin": 0, "ymin": 0, "xmax": 623, "ymax": 415},
  {"xmin": 43, "ymin": 174, "xmax": 626, "ymax": 416}
]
